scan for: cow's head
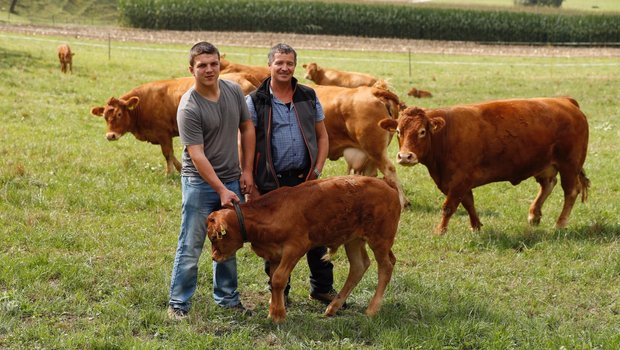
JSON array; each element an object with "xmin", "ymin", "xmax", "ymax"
[
  {"xmin": 379, "ymin": 107, "xmax": 445, "ymax": 166},
  {"xmin": 302, "ymin": 62, "xmax": 319, "ymax": 81},
  {"xmin": 207, "ymin": 209, "xmax": 244, "ymax": 262},
  {"xmin": 90, "ymin": 96, "xmax": 140, "ymax": 141}
]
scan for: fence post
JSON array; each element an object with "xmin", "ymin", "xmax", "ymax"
[{"xmin": 408, "ymin": 49, "xmax": 412, "ymax": 78}]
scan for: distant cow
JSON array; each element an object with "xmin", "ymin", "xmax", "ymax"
[
  {"xmin": 407, "ymin": 87, "xmax": 432, "ymax": 98},
  {"xmin": 220, "ymin": 57, "xmax": 270, "ymax": 84},
  {"xmin": 303, "ymin": 62, "xmax": 378, "ymax": 88},
  {"xmin": 313, "ymin": 84, "xmax": 409, "ymax": 208},
  {"xmin": 90, "ymin": 77, "xmax": 195, "ymax": 174},
  {"xmin": 57, "ymin": 44, "xmax": 74, "ymax": 74},
  {"xmin": 208, "ymin": 176, "xmax": 402, "ymax": 323},
  {"xmin": 380, "ymin": 97, "xmax": 589, "ymax": 233},
  {"xmin": 220, "ymin": 72, "xmax": 260, "ymax": 95}
]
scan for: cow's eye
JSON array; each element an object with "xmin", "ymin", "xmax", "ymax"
[
  {"xmin": 419, "ymin": 128, "xmax": 426, "ymax": 138},
  {"xmin": 395, "ymin": 128, "xmax": 401, "ymax": 138}
]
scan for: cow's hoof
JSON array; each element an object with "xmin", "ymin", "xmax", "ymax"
[{"xmin": 528, "ymin": 214, "xmax": 541, "ymax": 226}]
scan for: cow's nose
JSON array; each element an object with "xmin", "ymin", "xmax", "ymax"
[
  {"xmin": 106, "ymin": 133, "xmax": 119, "ymax": 141},
  {"xmin": 397, "ymin": 152, "xmax": 417, "ymax": 165}
]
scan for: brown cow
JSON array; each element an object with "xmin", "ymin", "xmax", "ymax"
[
  {"xmin": 313, "ymin": 84, "xmax": 409, "ymax": 207},
  {"xmin": 208, "ymin": 176, "xmax": 402, "ymax": 323},
  {"xmin": 91, "ymin": 75, "xmax": 256, "ymax": 175},
  {"xmin": 220, "ymin": 72, "xmax": 260, "ymax": 95},
  {"xmin": 302, "ymin": 62, "xmax": 378, "ymax": 88},
  {"xmin": 57, "ymin": 44, "xmax": 74, "ymax": 74},
  {"xmin": 90, "ymin": 77, "xmax": 194, "ymax": 174},
  {"xmin": 220, "ymin": 57, "xmax": 270, "ymax": 84},
  {"xmin": 407, "ymin": 87, "xmax": 433, "ymax": 98},
  {"xmin": 379, "ymin": 97, "xmax": 590, "ymax": 234}
]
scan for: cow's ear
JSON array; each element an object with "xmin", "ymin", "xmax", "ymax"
[
  {"xmin": 302, "ymin": 64, "xmax": 307, "ymax": 68},
  {"xmin": 91, "ymin": 106, "xmax": 104, "ymax": 117},
  {"xmin": 378, "ymin": 118, "xmax": 398, "ymax": 132},
  {"xmin": 430, "ymin": 117, "xmax": 446, "ymax": 133},
  {"xmin": 125, "ymin": 96, "xmax": 140, "ymax": 110}
]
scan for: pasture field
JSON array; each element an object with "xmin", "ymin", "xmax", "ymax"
[{"xmin": 1, "ymin": 31, "xmax": 619, "ymax": 349}]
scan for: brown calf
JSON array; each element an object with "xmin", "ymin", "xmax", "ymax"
[
  {"xmin": 208, "ymin": 176, "xmax": 402, "ymax": 323},
  {"xmin": 57, "ymin": 44, "xmax": 74, "ymax": 74}
]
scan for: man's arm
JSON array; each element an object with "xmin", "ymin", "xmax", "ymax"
[
  {"xmin": 186, "ymin": 144, "xmax": 239, "ymax": 205},
  {"xmin": 313, "ymin": 120, "xmax": 329, "ymax": 180},
  {"xmin": 239, "ymin": 119, "xmax": 255, "ymax": 195}
]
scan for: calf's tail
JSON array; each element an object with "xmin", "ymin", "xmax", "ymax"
[{"xmin": 579, "ymin": 169, "xmax": 590, "ymax": 203}]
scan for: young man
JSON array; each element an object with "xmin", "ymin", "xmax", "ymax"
[
  {"xmin": 168, "ymin": 42, "xmax": 255, "ymax": 320},
  {"xmin": 246, "ymin": 43, "xmax": 339, "ymax": 307}
]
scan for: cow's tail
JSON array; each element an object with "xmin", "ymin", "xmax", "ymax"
[
  {"xmin": 579, "ymin": 169, "xmax": 590, "ymax": 203},
  {"xmin": 382, "ymin": 176, "xmax": 399, "ymax": 192},
  {"xmin": 372, "ymin": 89, "xmax": 400, "ymax": 119}
]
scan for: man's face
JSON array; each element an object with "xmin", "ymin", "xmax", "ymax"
[
  {"xmin": 189, "ymin": 53, "xmax": 220, "ymax": 88},
  {"xmin": 269, "ymin": 52, "xmax": 296, "ymax": 84}
]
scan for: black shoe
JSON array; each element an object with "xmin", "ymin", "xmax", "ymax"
[
  {"xmin": 167, "ymin": 306, "xmax": 189, "ymax": 320},
  {"xmin": 309, "ymin": 288, "xmax": 348, "ymax": 309}
]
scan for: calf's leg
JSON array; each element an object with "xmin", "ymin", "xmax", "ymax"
[
  {"xmin": 366, "ymin": 246, "xmax": 395, "ymax": 316},
  {"xmin": 528, "ymin": 170, "xmax": 558, "ymax": 226},
  {"xmin": 268, "ymin": 254, "xmax": 303, "ymax": 323},
  {"xmin": 160, "ymin": 140, "xmax": 181, "ymax": 175},
  {"xmin": 325, "ymin": 239, "xmax": 370, "ymax": 317}
]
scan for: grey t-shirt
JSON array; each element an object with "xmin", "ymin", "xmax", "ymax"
[{"xmin": 177, "ymin": 79, "xmax": 250, "ymax": 182}]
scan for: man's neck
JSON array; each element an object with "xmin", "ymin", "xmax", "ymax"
[
  {"xmin": 270, "ymin": 80, "xmax": 293, "ymax": 102},
  {"xmin": 195, "ymin": 80, "xmax": 220, "ymax": 102}
]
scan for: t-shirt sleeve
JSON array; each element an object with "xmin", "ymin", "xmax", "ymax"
[
  {"xmin": 235, "ymin": 85, "xmax": 251, "ymax": 124},
  {"xmin": 177, "ymin": 103, "xmax": 203, "ymax": 146},
  {"xmin": 245, "ymin": 94, "xmax": 258, "ymax": 127},
  {"xmin": 315, "ymin": 97, "xmax": 326, "ymax": 123}
]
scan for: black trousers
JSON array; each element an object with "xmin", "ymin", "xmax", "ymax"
[{"xmin": 263, "ymin": 171, "xmax": 334, "ymax": 295}]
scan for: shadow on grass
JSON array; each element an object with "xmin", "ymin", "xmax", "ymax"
[
  {"xmin": 0, "ymin": 47, "xmax": 36, "ymax": 69},
  {"xmin": 470, "ymin": 220, "xmax": 620, "ymax": 252}
]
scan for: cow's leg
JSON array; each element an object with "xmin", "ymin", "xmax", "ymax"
[
  {"xmin": 555, "ymin": 169, "xmax": 580, "ymax": 228},
  {"xmin": 160, "ymin": 139, "xmax": 181, "ymax": 175},
  {"xmin": 461, "ymin": 190, "xmax": 482, "ymax": 231},
  {"xmin": 268, "ymin": 254, "xmax": 303, "ymax": 323},
  {"xmin": 325, "ymin": 239, "xmax": 370, "ymax": 317},
  {"xmin": 436, "ymin": 189, "xmax": 467, "ymax": 234},
  {"xmin": 528, "ymin": 169, "xmax": 558, "ymax": 226},
  {"xmin": 365, "ymin": 245, "xmax": 395, "ymax": 317}
]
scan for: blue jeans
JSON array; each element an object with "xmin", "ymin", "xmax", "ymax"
[{"xmin": 168, "ymin": 176, "xmax": 243, "ymax": 311}]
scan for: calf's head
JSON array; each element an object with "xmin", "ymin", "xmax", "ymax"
[
  {"xmin": 207, "ymin": 209, "xmax": 244, "ymax": 262},
  {"xmin": 379, "ymin": 107, "xmax": 445, "ymax": 166},
  {"xmin": 91, "ymin": 96, "xmax": 140, "ymax": 141}
]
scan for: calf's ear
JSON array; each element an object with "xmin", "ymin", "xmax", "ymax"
[
  {"xmin": 302, "ymin": 64, "xmax": 307, "ymax": 68},
  {"xmin": 430, "ymin": 117, "xmax": 446, "ymax": 133},
  {"xmin": 378, "ymin": 118, "xmax": 398, "ymax": 132},
  {"xmin": 91, "ymin": 106, "xmax": 104, "ymax": 116}
]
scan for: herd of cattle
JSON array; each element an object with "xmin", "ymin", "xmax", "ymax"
[
  {"xmin": 85, "ymin": 48, "xmax": 590, "ymax": 235},
  {"xmin": 63, "ymin": 42, "xmax": 591, "ymax": 322}
]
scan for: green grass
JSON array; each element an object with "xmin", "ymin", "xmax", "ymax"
[{"xmin": 1, "ymin": 30, "xmax": 619, "ymax": 349}]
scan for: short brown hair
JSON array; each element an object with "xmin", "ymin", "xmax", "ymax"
[{"xmin": 189, "ymin": 41, "xmax": 220, "ymax": 66}]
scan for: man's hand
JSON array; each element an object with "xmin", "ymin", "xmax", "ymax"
[{"xmin": 219, "ymin": 189, "xmax": 240, "ymax": 207}]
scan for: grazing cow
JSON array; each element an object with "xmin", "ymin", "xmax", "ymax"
[
  {"xmin": 302, "ymin": 62, "xmax": 378, "ymax": 88},
  {"xmin": 220, "ymin": 57, "xmax": 270, "ymax": 84},
  {"xmin": 379, "ymin": 97, "xmax": 590, "ymax": 234},
  {"xmin": 90, "ymin": 77, "xmax": 195, "ymax": 174},
  {"xmin": 313, "ymin": 84, "xmax": 409, "ymax": 207},
  {"xmin": 407, "ymin": 87, "xmax": 433, "ymax": 98},
  {"xmin": 57, "ymin": 44, "xmax": 74, "ymax": 74},
  {"xmin": 208, "ymin": 176, "xmax": 402, "ymax": 323}
]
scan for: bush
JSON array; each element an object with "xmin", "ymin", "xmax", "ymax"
[{"xmin": 118, "ymin": 0, "xmax": 619, "ymax": 44}]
